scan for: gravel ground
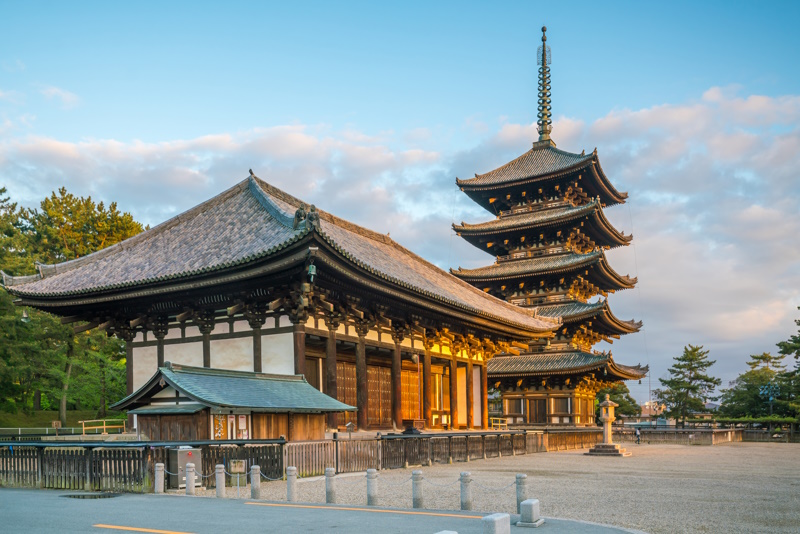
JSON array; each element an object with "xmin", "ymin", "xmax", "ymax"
[{"xmin": 177, "ymin": 443, "xmax": 800, "ymax": 533}]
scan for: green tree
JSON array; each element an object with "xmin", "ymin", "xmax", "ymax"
[
  {"xmin": 776, "ymin": 311, "xmax": 800, "ymax": 418},
  {"xmin": 777, "ymin": 307, "xmax": 800, "ymax": 362},
  {"xmin": 595, "ymin": 382, "xmax": 641, "ymax": 420},
  {"xmin": 655, "ymin": 344, "xmax": 721, "ymax": 426},
  {"xmin": 719, "ymin": 353, "xmax": 786, "ymax": 418},
  {"xmin": 1, "ymin": 186, "xmax": 144, "ymax": 425}
]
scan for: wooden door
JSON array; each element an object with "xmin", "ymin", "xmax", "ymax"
[
  {"xmin": 401, "ymin": 370, "xmax": 420, "ymax": 420},
  {"xmin": 336, "ymin": 362, "xmax": 357, "ymax": 428},
  {"xmin": 367, "ymin": 365, "xmax": 391, "ymax": 427}
]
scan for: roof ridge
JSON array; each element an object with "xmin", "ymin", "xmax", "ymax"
[
  {"xmin": 21, "ymin": 179, "xmax": 251, "ymax": 282},
  {"xmin": 167, "ymin": 362, "xmax": 305, "ymax": 382}
]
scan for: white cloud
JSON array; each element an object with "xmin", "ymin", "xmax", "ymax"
[
  {"xmin": 40, "ymin": 86, "xmax": 79, "ymax": 109},
  {"xmin": 1, "ymin": 86, "xmax": 798, "ymax": 399}
]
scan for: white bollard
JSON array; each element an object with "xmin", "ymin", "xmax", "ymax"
[
  {"xmin": 460, "ymin": 471, "xmax": 472, "ymax": 511},
  {"xmin": 482, "ymin": 513, "xmax": 510, "ymax": 534},
  {"xmin": 366, "ymin": 468, "xmax": 378, "ymax": 506},
  {"xmin": 325, "ymin": 467, "xmax": 336, "ymax": 504},
  {"xmin": 515, "ymin": 474, "xmax": 528, "ymax": 514},
  {"xmin": 154, "ymin": 463, "xmax": 164, "ymax": 494},
  {"xmin": 185, "ymin": 463, "xmax": 196, "ymax": 496},
  {"xmin": 411, "ymin": 470, "xmax": 424, "ymax": 509},
  {"xmin": 215, "ymin": 464, "xmax": 225, "ymax": 498},
  {"xmin": 286, "ymin": 466, "xmax": 297, "ymax": 502},
  {"xmin": 516, "ymin": 498, "xmax": 545, "ymax": 528},
  {"xmin": 251, "ymin": 465, "xmax": 261, "ymax": 500}
]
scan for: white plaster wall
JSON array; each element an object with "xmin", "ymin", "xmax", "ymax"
[
  {"xmin": 278, "ymin": 315, "xmax": 291, "ymax": 328},
  {"xmin": 152, "ymin": 386, "xmax": 177, "ymax": 399},
  {"xmin": 457, "ymin": 366, "xmax": 467, "ymax": 426},
  {"xmin": 132, "ymin": 346, "xmax": 158, "ymax": 390},
  {"xmin": 366, "ymin": 329, "xmax": 379, "ymax": 342},
  {"xmin": 134, "ymin": 331, "xmax": 144, "ymax": 343},
  {"xmin": 336, "ymin": 323, "xmax": 346, "ymax": 336},
  {"xmin": 210, "ymin": 337, "xmax": 252, "ymax": 371},
  {"xmin": 473, "ymin": 367, "xmax": 482, "ymax": 427},
  {"xmin": 164, "ymin": 327, "xmax": 181, "ymax": 340},
  {"xmin": 164, "ymin": 341, "xmax": 203, "ymax": 368},
  {"xmin": 212, "ymin": 322, "xmax": 228, "ymax": 335},
  {"xmin": 262, "ymin": 332, "xmax": 294, "ymax": 375},
  {"xmin": 264, "ymin": 317, "xmax": 276, "ymax": 329},
  {"xmin": 305, "ymin": 316, "xmax": 315, "ymax": 328},
  {"xmin": 185, "ymin": 326, "xmax": 201, "ymax": 338},
  {"xmin": 233, "ymin": 320, "xmax": 251, "ymax": 333}
]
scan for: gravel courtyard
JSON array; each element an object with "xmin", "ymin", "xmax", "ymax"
[{"xmin": 194, "ymin": 443, "xmax": 800, "ymax": 533}]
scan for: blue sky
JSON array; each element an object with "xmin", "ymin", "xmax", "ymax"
[{"xmin": 2, "ymin": 1, "xmax": 800, "ymax": 401}]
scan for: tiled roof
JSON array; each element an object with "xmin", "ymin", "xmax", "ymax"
[
  {"xmin": 3, "ymin": 175, "xmax": 557, "ymax": 333},
  {"xmin": 536, "ymin": 300, "xmax": 606, "ymax": 321},
  {"xmin": 452, "ymin": 251, "xmax": 601, "ymax": 280},
  {"xmin": 128, "ymin": 403, "xmax": 206, "ymax": 415},
  {"xmin": 113, "ymin": 364, "xmax": 355, "ymax": 413},
  {"xmin": 456, "ymin": 141, "xmax": 594, "ymax": 188},
  {"xmin": 487, "ymin": 352, "xmax": 647, "ymax": 380},
  {"xmin": 454, "ymin": 201, "xmax": 598, "ymax": 234}
]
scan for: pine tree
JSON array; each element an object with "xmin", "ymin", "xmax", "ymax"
[{"xmin": 655, "ymin": 344, "xmax": 721, "ymax": 426}]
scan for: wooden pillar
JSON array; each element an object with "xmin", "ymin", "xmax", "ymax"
[
  {"xmin": 292, "ymin": 320, "xmax": 306, "ymax": 376},
  {"xmin": 252, "ymin": 327, "xmax": 262, "ymax": 372},
  {"xmin": 118, "ymin": 326, "xmax": 136, "ymax": 430},
  {"xmin": 151, "ymin": 318, "xmax": 169, "ymax": 368},
  {"xmin": 195, "ymin": 310, "xmax": 215, "ymax": 369},
  {"xmin": 325, "ymin": 317, "xmax": 340, "ymax": 430},
  {"xmin": 391, "ymin": 338, "xmax": 403, "ymax": 430},
  {"xmin": 466, "ymin": 360, "xmax": 474, "ymax": 429},
  {"xmin": 481, "ymin": 363, "xmax": 488, "ymax": 430},
  {"xmin": 449, "ymin": 359, "xmax": 459, "ymax": 430},
  {"xmin": 423, "ymin": 345, "xmax": 432, "ymax": 428},
  {"xmin": 355, "ymin": 323, "xmax": 369, "ymax": 431}
]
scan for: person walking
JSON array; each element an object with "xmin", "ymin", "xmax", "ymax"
[{"xmin": 635, "ymin": 427, "xmax": 641, "ymax": 444}]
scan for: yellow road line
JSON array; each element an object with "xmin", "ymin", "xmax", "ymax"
[
  {"xmin": 244, "ymin": 502, "xmax": 483, "ymax": 519},
  {"xmin": 93, "ymin": 525, "xmax": 195, "ymax": 534}
]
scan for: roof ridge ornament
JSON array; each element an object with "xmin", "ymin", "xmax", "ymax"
[{"xmin": 537, "ymin": 26, "xmax": 552, "ymax": 142}]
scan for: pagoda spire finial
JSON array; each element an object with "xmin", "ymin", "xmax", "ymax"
[{"xmin": 537, "ymin": 26, "xmax": 552, "ymax": 142}]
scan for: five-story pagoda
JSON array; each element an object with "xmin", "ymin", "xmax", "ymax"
[{"xmin": 451, "ymin": 27, "xmax": 646, "ymax": 426}]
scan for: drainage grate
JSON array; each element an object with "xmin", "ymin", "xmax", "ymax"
[{"xmin": 62, "ymin": 492, "xmax": 121, "ymax": 499}]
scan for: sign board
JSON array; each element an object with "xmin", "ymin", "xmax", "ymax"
[
  {"xmin": 229, "ymin": 459, "xmax": 246, "ymax": 474},
  {"xmin": 51, "ymin": 420, "xmax": 61, "ymax": 429}
]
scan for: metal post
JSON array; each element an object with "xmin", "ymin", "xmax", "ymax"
[
  {"xmin": 251, "ymin": 465, "xmax": 261, "ymax": 500},
  {"xmin": 325, "ymin": 467, "xmax": 336, "ymax": 504},
  {"xmin": 460, "ymin": 471, "xmax": 472, "ymax": 511},
  {"xmin": 154, "ymin": 463, "xmax": 164, "ymax": 494},
  {"xmin": 185, "ymin": 463, "xmax": 196, "ymax": 496},
  {"xmin": 411, "ymin": 470, "xmax": 423, "ymax": 509},
  {"xmin": 366, "ymin": 468, "xmax": 378, "ymax": 506},
  {"xmin": 215, "ymin": 464, "xmax": 225, "ymax": 498},
  {"xmin": 515, "ymin": 474, "xmax": 528, "ymax": 514},
  {"xmin": 286, "ymin": 466, "xmax": 297, "ymax": 502}
]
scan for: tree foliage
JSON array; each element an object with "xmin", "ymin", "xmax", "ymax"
[
  {"xmin": 719, "ymin": 353, "xmax": 786, "ymax": 418},
  {"xmin": 595, "ymin": 382, "xmax": 641, "ymax": 419},
  {"xmin": 655, "ymin": 344, "xmax": 721, "ymax": 426},
  {"xmin": 0, "ymin": 186, "xmax": 143, "ymax": 423}
]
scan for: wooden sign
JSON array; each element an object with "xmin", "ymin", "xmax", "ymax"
[
  {"xmin": 229, "ymin": 459, "xmax": 246, "ymax": 474},
  {"xmin": 51, "ymin": 420, "xmax": 61, "ymax": 429}
]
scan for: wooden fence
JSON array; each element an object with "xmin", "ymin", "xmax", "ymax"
[
  {"xmin": 545, "ymin": 430, "xmax": 602, "ymax": 451},
  {"xmin": 614, "ymin": 429, "xmax": 743, "ymax": 446}
]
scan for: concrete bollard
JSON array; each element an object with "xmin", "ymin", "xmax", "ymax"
[
  {"xmin": 215, "ymin": 464, "xmax": 225, "ymax": 498},
  {"xmin": 366, "ymin": 468, "xmax": 378, "ymax": 506},
  {"xmin": 185, "ymin": 463, "xmax": 196, "ymax": 496},
  {"xmin": 325, "ymin": 468, "xmax": 336, "ymax": 504},
  {"xmin": 286, "ymin": 466, "xmax": 297, "ymax": 502},
  {"xmin": 515, "ymin": 474, "xmax": 528, "ymax": 514},
  {"xmin": 411, "ymin": 470, "xmax": 424, "ymax": 509},
  {"xmin": 482, "ymin": 513, "xmax": 510, "ymax": 534},
  {"xmin": 154, "ymin": 463, "xmax": 164, "ymax": 494},
  {"xmin": 251, "ymin": 465, "xmax": 261, "ymax": 500},
  {"xmin": 516, "ymin": 498, "xmax": 545, "ymax": 528},
  {"xmin": 460, "ymin": 471, "xmax": 472, "ymax": 511}
]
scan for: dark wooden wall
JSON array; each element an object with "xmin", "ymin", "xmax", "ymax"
[{"xmin": 138, "ymin": 410, "xmax": 209, "ymax": 441}]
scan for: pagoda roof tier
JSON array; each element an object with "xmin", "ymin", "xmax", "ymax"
[
  {"xmin": 536, "ymin": 299, "xmax": 642, "ymax": 336},
  {"xmin": 487, "ymin": 351, "xmax": 647, "ymax": 380},
  {"xmin": 453, "ymin": 199, "xmax": 631, "ymax": 252},
  {"xmin": 455, "ymin": 140, "xmax": 627, "ymax": 212},
  {"xmin": 3, "ymin": 175, "xmax": 557, "ymax": 337},
  {"xmin": 451, "ymin": 251, "xmax": 637, "ymax": 291}
]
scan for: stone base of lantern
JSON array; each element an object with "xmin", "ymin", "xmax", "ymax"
[{"xmin": 585, "ymin": 443, "xmax": 631, "ymax": 457}]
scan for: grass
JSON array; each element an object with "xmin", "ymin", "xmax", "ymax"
[{"xmin": 0, "ymin": 410, "xmax": 124, "ymax": 428}]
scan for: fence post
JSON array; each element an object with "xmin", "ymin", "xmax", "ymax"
[
  {"xmin": 154, "ymin": 463, "xmax": 164, "ymax": 494},
  {"xmin": 460, "ymin": 471, "xmax": 472, "ymax": 511},
  {"xmin": 251, "ymin": 465, "xmax": 261, "ymax": 500},
  {"xmin": 185, "ymin": 463, "xmax": 195, "ymax": 496},
  {"xmin": 37, "ymin": 448, "xmax": 44, "ymax": 489},
  {"xmin": 366, "ymin": 468, "xmax": 378, "ymax": 506},
  {"xmin": 515, "ymin": 474, "xmax": 528, "ymax": 514},
  {"xmin": 448, "ymin": 436, "xmax": 453, "ymax": 464},
  {"xmin": 286, "ymin": 466, "xmax": 297, "ymax": 502},
  {"xmin": 517, "ymin": 498, "xmax": 545, "ymax": 528},
  {"xmin": 412, "ymin": 470, "xmax": 423, "ymax": 509},
  {"xmin": 325, "ymin": 467, "xmax": 336, "ymax": 504},
  {"xmin": 85, "ymin": 449, "xmax": 92, "ymax": 491},
  {"xmin": 215, "ymin": 464, "xmax": 225, "ymax": 498},
  {"xmin": 482, "ymin": 435, "xmax": 487, "ymax": 460}
]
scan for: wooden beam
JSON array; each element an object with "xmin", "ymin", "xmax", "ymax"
[
  {"xmin": 227, "ymin": 302, "xmax": 245, "ymax": 316},
  {"xmin": 176, "ymin": 310, "xmax": 194, "ymax": 323},
  {"xmin": 74, "ymin": 321, "xmax": 99, "ymax": 334},
  {"xmin": 97, "ymin": 320, "xmax": 114, "ymax": 331},
  {"xmin": 129, "ymin": 316, "xmax": 147, "ymax": 328},
  {"xmin": 60, "ymin": 315, "xmax": 84, "ymax": 325},
  {"xmin": 268, "ymin": 297, "xmax": 285, "ymax": 311}
]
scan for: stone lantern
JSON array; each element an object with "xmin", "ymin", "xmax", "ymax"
[{"xmin": 586, "ymin": 394, "xmax": 631, "ymax": 457}]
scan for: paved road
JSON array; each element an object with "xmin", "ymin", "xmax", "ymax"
[{"xmin": 0, "ymin": 489, "xmax": 643, "ymax": 533}]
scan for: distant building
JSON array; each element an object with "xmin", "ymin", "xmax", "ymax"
[{"xmin": 452, "ymin": 27, "xmax": 646, "ymax": 427}]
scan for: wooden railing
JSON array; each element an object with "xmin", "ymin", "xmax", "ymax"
[
  {"xmin": 285, "ymin": 440, "xmax": 334, "ymax": 477},
  {"xmin": 78, "ymin": 419, "xmax": 126, "ymax": 436}
]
